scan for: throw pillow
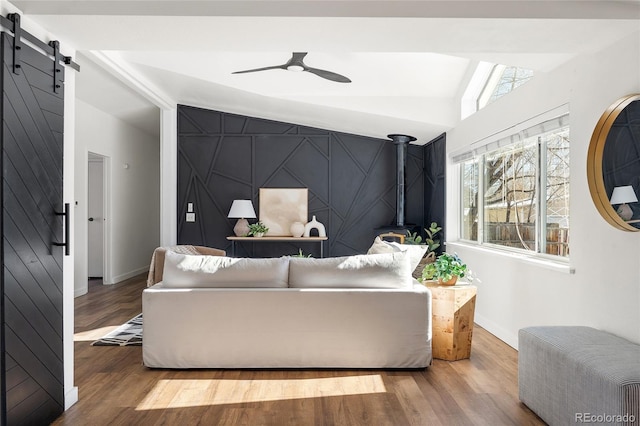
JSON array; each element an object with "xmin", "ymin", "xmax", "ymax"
[
  {"xmin": 388, "ymin": 242, "xmax": 428, "ymax": 271},
  {"xmin": 288, "ymin": 252, "xmax": 413, "ymax": 289},
  {"xmin": 367, "ymin": 236, "xmax": 400, "ymax": 255},
  {"xmin": 367, "ymin": 236, "xmax": 427, "ymax": 271},
  {"xmin": 162, "ymin": 251, "xmax": 289, "ymax": 288}
]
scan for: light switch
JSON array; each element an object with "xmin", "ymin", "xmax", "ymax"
[
  {"xmin": 187, "ymin": 202, "xmax": 194, "ymax": 213},
  {"xmin": 186, "ymin": 212, "xmax": 196, "ymax": 222}
]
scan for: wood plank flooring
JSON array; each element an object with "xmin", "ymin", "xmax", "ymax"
[{"xmin": 53, "ymin": 274, "xmax": 545, "ymax": 425}]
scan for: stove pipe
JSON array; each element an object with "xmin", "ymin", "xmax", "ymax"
[{"xmin": 387, "ymin": 134, "xmax": 416, "ymax": 227}]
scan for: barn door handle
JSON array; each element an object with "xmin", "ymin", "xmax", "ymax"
[{"xmin": 53, "ymin": 203, "xmax": 70, "ymax": 256}]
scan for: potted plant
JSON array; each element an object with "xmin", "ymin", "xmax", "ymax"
[
  {"xmin": 423, "ymin": 221, "xmax": 442, "ymax": 256},
  {"xmin": 290, "ymin": 248, "xmax": 312, "ymax": 258},
  {"xmin": 420, "ymin": 252, "xmax": 470, "ymax": 285},
  {"xmin": 405, "ymin": 221, "xmax": 442, "ymax": 272},
  {"xmin": 405, "ymin": 222, "xmax": 442, "ymax": 258},
  {"xmin": 248, "ymin": 221, "xmax": 269, "ymax": 237}
]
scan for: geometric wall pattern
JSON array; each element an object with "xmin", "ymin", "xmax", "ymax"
[
  {"xmin": 423, "ymin": 133, "xmax": 447, "ymax": 253},
  {"xmin": 177, "ymin": 105, "xmax": 425, "ymax": 257}
]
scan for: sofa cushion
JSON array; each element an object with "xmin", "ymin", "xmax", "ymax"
[
  {"xmin": 288, "ymin": 252, "xmax": 413, "ymax": 289},
  {"xmin": 367, "ymin": 237, "xmax": 427, "ymax": 271},
  {"xmin": 162, "ymin": 251, "xmax": 289, "ymax": 288}
]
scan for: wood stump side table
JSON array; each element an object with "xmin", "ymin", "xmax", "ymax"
[{"xmin": 425, "ymin": 282, "xmax": 477, "ymax": 361}]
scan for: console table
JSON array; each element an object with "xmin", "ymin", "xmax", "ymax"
[{"xmin": 227, "ymin": 236, "xmax": 328, "ymax": 258}]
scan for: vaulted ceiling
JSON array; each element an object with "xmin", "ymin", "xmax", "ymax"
[{"xmin": 10, "ymin": 0, "xmax": 640, "ymax": 142}]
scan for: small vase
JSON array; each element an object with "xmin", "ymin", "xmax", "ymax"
[
  {"xmin": 303, "ymin": 215, "xmax": 326, "ymax": 237},
  {"xmin": 438, "ymin": 276, "xmax": 458, "ymax": 286},
  {"xmin": 253, "ymin": 232, "xmax": 264, "ymax": 238},
  {"xmin": 290, "ymin": 221, "xmax": 305, "ymax": 238}
]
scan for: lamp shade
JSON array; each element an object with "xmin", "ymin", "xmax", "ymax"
[
  {"xmin": 228, "ymin": 200, "xmax": 256, "ymax": 218},
  {"xmin": 610, "ymin": 186, "xmax": 638, "ymax": 205}
]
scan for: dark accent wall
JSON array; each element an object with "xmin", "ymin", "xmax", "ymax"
[
  {"xmin": 177, "ymin": 105, "xmax": 425, "ymax": 257},
  {"xmin": 423, "ymin": 133, "xmax": 446, "ymax": 253}
]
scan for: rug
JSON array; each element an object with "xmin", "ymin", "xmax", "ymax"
[{"xmin": 91, "ymin": 314, "xmax": 143, "ymax": 346}]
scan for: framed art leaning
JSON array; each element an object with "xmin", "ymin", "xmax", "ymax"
[{"xmin": 259, "ymin": 188, "xmax": 308, "ymax": 236}]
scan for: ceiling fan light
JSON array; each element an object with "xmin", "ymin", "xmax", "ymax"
[{"xmin": 287, "ymin": 65, "xmax": 304, "ymax": 72}]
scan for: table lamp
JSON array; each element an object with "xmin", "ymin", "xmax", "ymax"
[
  {"xmin": 610, "ymin": 185, "xmax": 638, "ymax": 221},
  {"xmin": 228, "ymin": 200, "xmax": 256, "ymax": 236}
]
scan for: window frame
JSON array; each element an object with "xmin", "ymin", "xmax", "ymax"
[{"xmin": 456, "ymin": 115, "xmax": 570, "ymax": 263}]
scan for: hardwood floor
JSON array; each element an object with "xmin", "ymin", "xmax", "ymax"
[{"xmin": 53, "ymin": 274, "xmax": 545, "ymax": 425}]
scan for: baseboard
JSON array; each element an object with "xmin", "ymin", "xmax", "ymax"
[
  {"xmin": 74, "ymin": 286, "xmax": 88, "ymax": 298},
  {"xmin": 474, "ymin": 313, "xmax": 519, "ymax": 350},
  {"xmin": 109, "ymin": 266, "xmax": 149, "ymax": 285},
  {"xmin": 65, "ymin": 386, "xmax": 79, "ymax": 410}
]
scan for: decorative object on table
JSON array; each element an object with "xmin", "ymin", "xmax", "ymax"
[
  {"xmin": 228, "ymin": 199, "xmax": 256, "ymax": 236},
  {"xmin": 303, "ymin": 215, "xmax": 326, "ymax": 237},
  {"xmin": 248, "ymin": 221, "xmax": 269, "ymax": 237},
  {"xmin": 420, "ymin": 252, "xmax": 470, "ymax": 286},
  {"xmin": 259, "ymin": 188, "xmax": 308, "ymax": 236},
  {"xmin": 610, "ymin": 185, "xmax": 638, "ymax": 221},
  {"xmin": 91, "ymin": 313, "xmax": 143, "ymax": 346},
  {"xmin": 290, "ymin": 221, "xmax": 306, "ymax": 237}
]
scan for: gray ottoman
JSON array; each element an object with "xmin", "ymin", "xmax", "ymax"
[{"xmin": 518, "ymin": 326, "xmax": 640, "ymax": 426}]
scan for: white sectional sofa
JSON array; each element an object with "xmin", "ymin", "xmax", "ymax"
[{"xmin": 142, "ymin": 250, "xmax": 432, "ymax": 369}]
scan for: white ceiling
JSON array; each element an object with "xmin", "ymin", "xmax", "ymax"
[{"xmin": 11, "ymin": 0, "xmax": 640, "ymax": 142}]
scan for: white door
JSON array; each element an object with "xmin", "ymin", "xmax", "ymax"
[{"xmin": 88, "ymin": 154, "xmax": 104, "ymax": 278}]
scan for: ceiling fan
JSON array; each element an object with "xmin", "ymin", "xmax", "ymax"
[{"xmin": 232, "ymin": 52, "xmax": 352, "ymax": 83}]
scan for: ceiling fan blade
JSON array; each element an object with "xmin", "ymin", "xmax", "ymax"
[
  {"xmin": 232, "ymin": 65, "xmax": 285, "ymax": 74},
  {"xmin": 304, "ymin": 66, "xmax": 352, "ymax": 83}
]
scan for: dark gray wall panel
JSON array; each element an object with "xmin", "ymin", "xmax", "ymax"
[
  {"xmin": 177, "ymin": 105, "xmax": 426, "ymax": 257},
  {"xmin": 424, "ymin": 133, "xmax": 446, "ymax": 253}
]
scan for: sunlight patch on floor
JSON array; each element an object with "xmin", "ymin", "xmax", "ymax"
[
  {"xmin": 136, "ymin": 374, "xmax": 387, "ymax": 410},
  {"xmin": 74, "ymin": 326, "xmax": 119, "ymax": 341}
]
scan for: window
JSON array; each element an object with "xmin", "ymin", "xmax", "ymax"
[
  {"xmin": 461, "ymin": 63, "xmax": 534, "ymax": 119},
  {"xmin": 478, "ymin": 66, "xmax": 534, "ymax": 110},
  {"xmin": 458, "ymin": 115, "xmax": 570, "ymax": 258}
]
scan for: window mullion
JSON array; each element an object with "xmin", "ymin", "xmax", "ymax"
[
  {"xmin": 478, "ymin": 154, "xmax": 485, "ymax": 244},
  {"xmin": 538, "ymin": 136, "xmax": 547, "ymax": 254}
]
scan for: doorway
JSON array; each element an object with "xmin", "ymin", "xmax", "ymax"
[{"xmin": 88, "ymin": 153, "xmax": 109, "ymax": 282}]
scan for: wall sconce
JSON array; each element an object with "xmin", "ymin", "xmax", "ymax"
[
  {"xmin": 610, "ymin": 185, "xmax": 638, "ymax": 221},
  {"xmin": 228, "ymin": 200, "xmax": 256, "ymax": 236}
]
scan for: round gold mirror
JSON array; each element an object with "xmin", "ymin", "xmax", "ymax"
[{"xmin": 587, "ymin": 94, "xmax": 640, "ymax": 231}]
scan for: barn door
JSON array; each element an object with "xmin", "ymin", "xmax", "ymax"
[{"xmin": 1, "ymin": 30, "xmax": 66, "ymax": 425}]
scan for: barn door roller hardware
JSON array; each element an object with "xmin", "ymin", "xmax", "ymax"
[
  {"xmin": 49, "ymin": 40, "xmax": 63, "ymax": 93},
  {"xmin": 2, "ymin": 13, "xmax": 79, "ymax": 84},
  {"xmin": 9, "ymin": 12, "xmax": 21, "ymax": 74}
]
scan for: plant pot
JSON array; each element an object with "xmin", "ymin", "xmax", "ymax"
[
  {"xmin": 253, "ymin": 232, "xmax": 264, "ymax": 238},
  {"xmin": 438, "ymin": 275, "xmax": 458, "ymax": 286}
]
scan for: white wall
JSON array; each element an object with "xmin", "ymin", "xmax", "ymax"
[
  {"xmin": 446, "ymin": 31, "xmax": 640, "ymax": 348},
  {"xmin": 74, "ymin": 99, "xmax": 160, "ymax": 295}
]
